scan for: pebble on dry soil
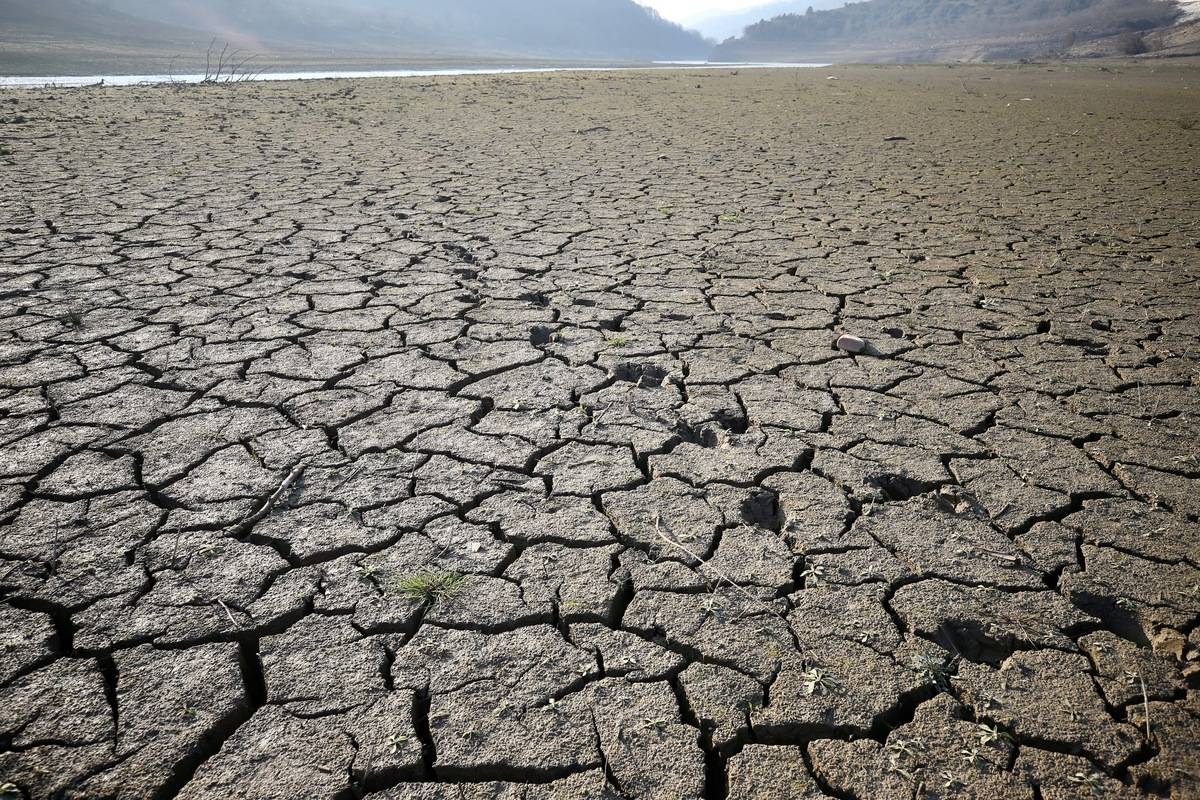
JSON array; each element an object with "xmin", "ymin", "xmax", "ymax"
[{"xmin": 836, "ymin": 333, "xmax": 867, "ymax": 353}]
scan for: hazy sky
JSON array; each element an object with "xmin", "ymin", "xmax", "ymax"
[{"xmin": 640, "ymin": 0, "xmax": 764, "ymax": 24}]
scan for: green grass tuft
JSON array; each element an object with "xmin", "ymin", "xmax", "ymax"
[{"xmin": 395, "ymin": 570, "xmax": 466, "ymax": 605}]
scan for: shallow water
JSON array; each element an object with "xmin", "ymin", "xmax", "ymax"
[{"xmin": 0, "ymin": 61, "xmax": 827, "ymax": 89}]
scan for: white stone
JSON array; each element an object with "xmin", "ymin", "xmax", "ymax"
[{"xmin": 836, "ymin": 334, "xmax": 866, "ymax": 354}]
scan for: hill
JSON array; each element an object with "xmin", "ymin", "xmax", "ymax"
[
  {"xmin": 684, "ymin": 1, "xmax": 847, "ymax": 42},
  {"xmin": 712, "ymin": 0, "xmax": 1185, "ymax": 62},
  {"xmin": 0, "ymin": 0, "xmax": 711, "ymax": 75}
]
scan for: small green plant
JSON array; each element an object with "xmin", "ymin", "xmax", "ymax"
[
  {"xmin": 960, "ymin": 746, "xmax": 984, "ymax": 766},
  {"xmin": 801, "ymin": 667, "xmax": 840, "ymax": 695},
  {"xmin": 977, "ymin": 723, "xmax": 1012, "ymax": 746},
  {"xmin": 606, "ymin": 333, "xmax": 632, "ymax": 348},
  {"xmin": 1068, "ymin": 771, "xmax": 1105, "ymax": 792},
  {"xmin": 910, "ymin": 653, "xmax": 952, "ymax": 691},
  {"xmin": 395, "ymin": 570, "xmax": 465, "ymax": 605},
  {"xmin": 656, "ymin": 206, "xmax": 674, "ymax": 217},
  {"xmin": 719, "ymin": 213, "xmax": 742, "ymax": 223},
  {"xmin": 887, "ymin": 737, "xmax": 920, "ymax": 760}
]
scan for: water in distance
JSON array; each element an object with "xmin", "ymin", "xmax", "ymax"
[{"xmin": 0, "ymin": 62, "xmax": 829, "ymax": 89}]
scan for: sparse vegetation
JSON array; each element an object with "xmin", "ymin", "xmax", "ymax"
[
  {"xmin": 1116, "ymin": 31, "xmax": 1148, "ymax": 56},
  {"xmin": 910, "ymin": 653, "xmax": 952, "ymax": 691},
  {"xmin": 1068, "ymin": 771, "xmax": 1106, "ymax": 791},
  {"xmin": 395, "ymin": 570, "xmax": 466, "ymax": 605},
  {"xmin": 940, "ymin": 771, "xmax": 965, "ymax": 791},
  {"xmin": 206, "ymin": 50, "xmax": 260, "ymax": 83},
  {"xmin": 717, "ymin": 0, "xmax": 1180, "ymax": 60},
  {"xmin": 977, "ymin": 722, "xmax": 1013, "ymax": 746},
  {"xmin": 799, "ymin": 563, "xmax": 826, "ymax": 583},
  {"xmin": 887, "ymin": 737, "xmax": 920, "ymax": 760},
  {"xmin": 606, "ymin": 333, "xmax": 632, "ymax": 348},
  {"xmin": 801, "ymin": 667, "xmax": 840, "ymax": 695},
  {"xmin": 58, "ymin": 309, "xmax": 84, "ymax": 329},
  {"xmin": 170, "ymin": 40, "xmax": 262, "ymax": 85}
]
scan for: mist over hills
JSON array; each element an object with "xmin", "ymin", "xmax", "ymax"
[
  {"xmin": 714, "ymin": 0, "xmax": 1188, "ymax": 61},
  {"xmin": 0, "ymin": 0, "xmax": 712, "ymax": 71}
]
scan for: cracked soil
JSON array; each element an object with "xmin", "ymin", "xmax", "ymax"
[{"xmin": 0, "ymin": 63, "xmax": 1198, "ymax": 799}]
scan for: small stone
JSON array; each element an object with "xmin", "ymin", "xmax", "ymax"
[
  {"xmin": 1152, "ymin": 628, "xmax": 1187, "ymax": 661},
  {"xmin": 836, "ymin": 334, "xmax": 866, "ymax": 354}
]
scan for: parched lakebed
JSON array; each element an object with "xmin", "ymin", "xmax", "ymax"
[{"xmin": 0, "ymin": 64, "xmax": 1198, "ymax": 799}]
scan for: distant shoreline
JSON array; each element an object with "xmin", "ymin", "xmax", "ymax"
[
  {"xmin": 0, "ymin": 62, "xmax": 829, "ymax": 89},
  {"xmin": 0, "ymin": 44, "xmax": 676, "ymax": 79}
]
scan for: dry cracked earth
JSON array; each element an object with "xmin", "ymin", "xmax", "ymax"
[{"xmin": 0, "ymin": 64, "xmax": 1198, "ymax": 800}]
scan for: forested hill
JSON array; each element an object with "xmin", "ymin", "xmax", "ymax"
[
  {"xmin": 686, "ymin": 0, "xmax": 847, "ymax": 41},
  {"xmin": 713, "ymin": 0, "xmax": 1184, "ymax": 61},
  {"xmin": 0, "ymin": 0, "xmax": 711, "ymax": 64}
]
